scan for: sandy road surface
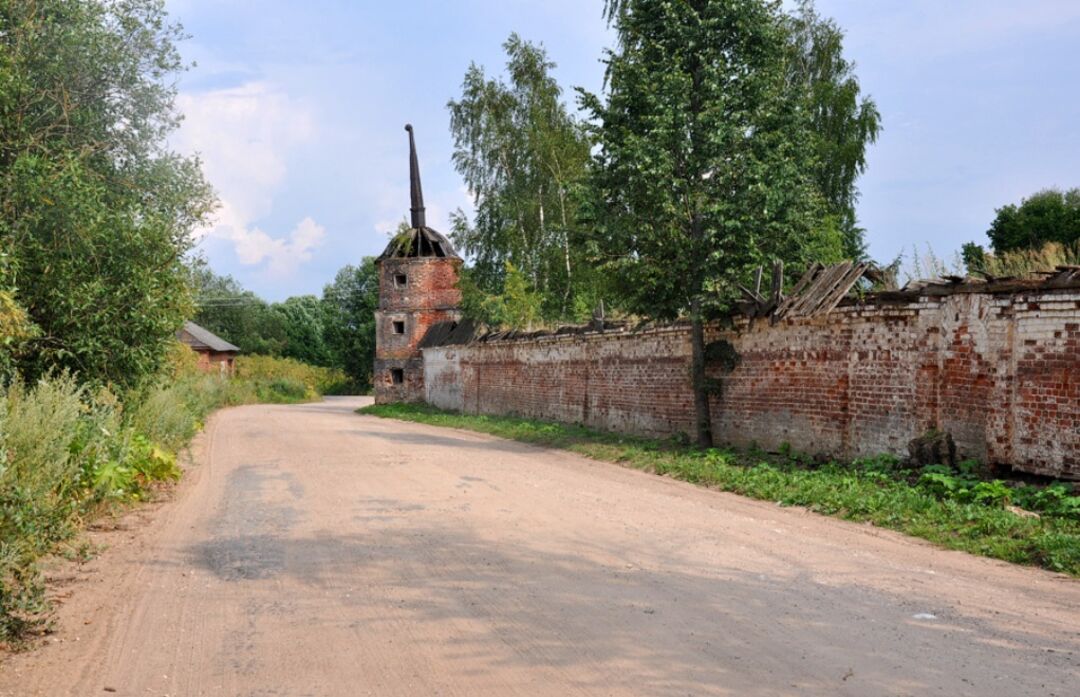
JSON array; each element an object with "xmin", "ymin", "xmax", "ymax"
[{"xmin": 1, "ymin": 396, "xmax": 1078, "ymax": 696}]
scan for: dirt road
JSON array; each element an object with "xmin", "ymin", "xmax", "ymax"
[{"xmin": 1, "ymin": 397, "xmax": 1077, "ymax": 696}]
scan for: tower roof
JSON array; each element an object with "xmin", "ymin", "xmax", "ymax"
[{"xmin": 377, "ymin": 124, "xmax": 460, "ymax": 260}]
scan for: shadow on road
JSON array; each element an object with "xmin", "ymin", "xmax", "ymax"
[{"xmin": 180, "ymin": 512, "xmax": 1076, "ymax": 696}]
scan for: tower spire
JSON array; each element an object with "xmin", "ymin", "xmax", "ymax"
[{"xmin": 405, "ymin": 124, "xmax": 426, "ymax": 229}]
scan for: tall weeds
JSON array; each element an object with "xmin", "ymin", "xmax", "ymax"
[{"xmin": 981, "ymin": 241, "xmax": 1080, "ymax": 278}]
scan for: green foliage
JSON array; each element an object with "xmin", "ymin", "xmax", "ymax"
[
  {"xmin": 912, "ymin": 463, "xmax": 1080, "ymax": 522},
  {"xmin": 272, "ymin": 295, "xmax": 333, "ymax": 367},
  {"xmin": 582, "ymin": 0, "xmax": 827, "ymax": 445},
  {"xmin": 448, "ymin": 34, "xmax": 600, "ymax": 321},
  {"xmin": 233, "ymin": 354, "xmax": 350, "ymax": 400},
  {"xmin": 600, "ymin": 0, "xmax": 880, "ymax": 260},
  {"xmin": 1014, "ymin": 484, "xmax": 1080, "ymax": 519},
  {"xmin": 785, "ymin": 1, "xmax": 881, "ymax": 259},
  {"xmin": 459, "ymin": 262, "xmax": 544, "ymax": 330},
  {"xmin": 190, "ymin": 260, "xmax": 289, "ymax": 356},
  {"xmin": 804, "ymin": 216, "xmax": 851, "ymax": 266},
  {"xmin": 1, "ymin": 375, "xmax": 111, "ymax": 641},
  {"xmin": 0, "ymin": 286, "xmax": 36, "ymax": 383},
  {"xmin": 0, "ymin": 0, "xmax": 215, "ymax": 389},
  {"xmin": 582, "ymin": 0, "xmax": 824, "ymax": 323},
  {"xmin": 192, "ymin": 260, "xmax": 375, "ymax": 392},
  {"xmin": 961, "ymin": 242, "xmax": 989, "ymax": 275},
  {"xmin": 320, "ymin": 259, "xmax": 379, "ymax": 390},
  {"xmin": 986, "ymin": 188, "xmax": 1080, "ymax": 254},
  {"xmin": 362, "ymin": 403, "xmax": 1080, "ymax": 576}
]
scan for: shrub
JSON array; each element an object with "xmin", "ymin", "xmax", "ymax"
[
  {"xmin": 127, "ymin": 381, "xmax": 205, "ymax": 453},
  {"xmin": 1, "ymin": 376, "xmax": 96, "ymax": 640},
  {"xmin": 234, "ymin": 354, "xmax": 351, "ymax": 396},
  {"xmin": 1014, "ymin": 483, "xmax": 1080, "ymax": 520}
]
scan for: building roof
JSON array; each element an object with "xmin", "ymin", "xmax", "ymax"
[
  {"xmin": 378, "ymin": 226, "xmax": 459, "ymax": 260},
  {"xmin": 377, "ymin": 124, "xmax": 460, "ymax": 261},
  {"xmin": 179, "ymin": 321, "xmax": 240, "ymax": 353}
]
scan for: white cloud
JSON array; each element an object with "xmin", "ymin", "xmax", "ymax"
[
  {"xmin": 174, "ymin": 82, "xmax": 325, "ymax": 276},
  {"xmin": 212, "ymin": 204, "xmax": 326, "ymax": 277}
]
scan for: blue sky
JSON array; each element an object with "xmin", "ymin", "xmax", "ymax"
[{"xmin": 166, "ymin": 1, "xmax": 1080, "ymax": 300}]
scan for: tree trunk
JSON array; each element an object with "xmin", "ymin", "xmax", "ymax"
[
  {"xmin": 558, "ymin": 187, "xmax": 572, "ymax": 317},
  {"xmin": 689, "ymin": 298, "xmax": 713, "ymax": 448}
]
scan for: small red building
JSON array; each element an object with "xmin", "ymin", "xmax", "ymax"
[{"xmin": 177, "ymin": 321, "xmax": 240, "ymax": 375}]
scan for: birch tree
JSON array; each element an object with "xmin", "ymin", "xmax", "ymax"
[{"xmin": 448, "ymin": 34, "xmax": 594, "ymax": 322}]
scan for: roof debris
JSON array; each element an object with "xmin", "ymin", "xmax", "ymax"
[{"xmin": 419, "ymin": 263, "xmax": 1080, "ymax": 349}]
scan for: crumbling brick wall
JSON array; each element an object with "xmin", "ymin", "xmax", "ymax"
[
  {"xmin": 422, "ymin": 288, "xmax": 1080, "ymax": 479},
  {"xmin": 374, "ymin": 256, "xmax": 462, "ymax": 404},
  {"xmin": 424, "ymin": 327, "xmax": 694, "ymax": 436}
]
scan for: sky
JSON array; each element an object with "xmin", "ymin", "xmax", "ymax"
[{"xmin": 165, "ymin": 0, "xmax": 1080, "ymax": 301}]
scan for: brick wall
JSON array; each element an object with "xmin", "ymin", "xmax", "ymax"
[
  {"xmin": 425, "ymin": 327, "xmax": 695, "ymax": 436},
  {"xmin": 422, "ymin": 287, "xmax": 1080, "ymax": 479},
  {"xmin": 377, "ymin": 257, "xmax": 463, "ymax": 313},
  {"xmin": 374, "ymin": 256, "xmax": 462, "ymax": 404}
]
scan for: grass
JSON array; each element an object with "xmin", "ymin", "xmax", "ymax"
[
  {"xmin": 359, "ymin": 403, "xmax": 1080, "ymax": 577},
  {"xmin": 981, "ymin": 241, "xmax": 1080, "ymax": 278}
]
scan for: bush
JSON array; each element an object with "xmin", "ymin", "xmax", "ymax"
[
  {"xmin": 1, "ymin": 376, "xmax": 99, "ymax": 640},
  {"xmin": 234, "ymin": 354, "xmax": 351, "ymax": 396}
]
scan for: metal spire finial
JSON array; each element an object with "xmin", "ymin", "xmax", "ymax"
[{"xmin": 405, "ymin": 124, "xmax": 426, "ymax": 229}]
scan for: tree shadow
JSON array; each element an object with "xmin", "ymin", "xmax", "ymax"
[
  {"xmin": 185, "ymin": 514, "xmax": 1078, "ymax": 697},
  {"xmin": 346, "ymin": 427, "xmax": 552, "ymax": 456}
]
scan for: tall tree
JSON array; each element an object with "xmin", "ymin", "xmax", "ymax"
[
  {"xmin": 785, "ymin": 0, "xmax": 881, "ymax": 258},
  {"xmin": 604, "ymin": 0, "xmax": 881, "ymax": 260},
  {"xmin": 320, "ymin": 258, "xmax": 379, "ymax": 389},
  {"xmin": 448, "ymin": 34, "xmax": 595, "ymax": 320},
  {"xmin": 583, "ymin": 0, "xmax": 823, "ymax": 446},
  {"xmin": 986, "ymin": 188, "xmax": 1080, "ymax": 254},
  {"xmin": 270, "ymin": 296, "xmax": 333, "ymax": 368},
  {"xmin": 0, "ymin": 0, "xmax": 214, "ymax": 388},
  {"xmin": 190, "ymin": 262, "xmax": 289, "ymax": 356},
  {"xmin": 193, "ymin": 259, "xmax": 380, "ymax": 389}
]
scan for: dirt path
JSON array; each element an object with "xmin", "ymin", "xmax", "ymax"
[{"xmin": 1, "ymin": 397, "xmax": 1077, "ymax": 696}]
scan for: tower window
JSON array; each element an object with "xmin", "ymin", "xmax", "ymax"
[
  {"xmin": 392, "ymin": 320, "xmax": 405, "ymax": 334},
  {"xmin": 394, "ymin": 273, "xmax": 408, "ymax": 288},
  {"xmin": 390, "ymin": 368, "xmax": 404, "ymax": 385}
]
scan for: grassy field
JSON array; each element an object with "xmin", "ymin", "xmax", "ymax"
[{"xmin": 359, "ymin": 402, "xmax": 1080, "ymax": 577}]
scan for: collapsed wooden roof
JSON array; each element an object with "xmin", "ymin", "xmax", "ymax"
[
  {"xmin": 418, "ymin": 264, "xmax": 1080, "ymax": 349},
  {"xmin": 740, "ymin": 262, "xmax": 1080, "ymax": 322}
]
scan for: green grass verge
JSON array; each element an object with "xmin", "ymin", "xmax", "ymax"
[{"xmin": 358, "ymin": 403, "xmax": 1080, "ymax": 577}]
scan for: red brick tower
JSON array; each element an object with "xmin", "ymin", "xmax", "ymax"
[{"xmin": 373, "ymin": 125, "xmax": 463, "ymax": 404}]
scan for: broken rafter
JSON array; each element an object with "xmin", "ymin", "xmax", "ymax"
[
  {"xmin": 773, "ymin": 262, "xmax": 822, "ymax": 318},
  {"xmin": 764, "ymin": 261, "xmax": 876, "ymax": 322},
  {"xmin": 786, "ymin": 262, "xmax": 852, "ymax": 317}
]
